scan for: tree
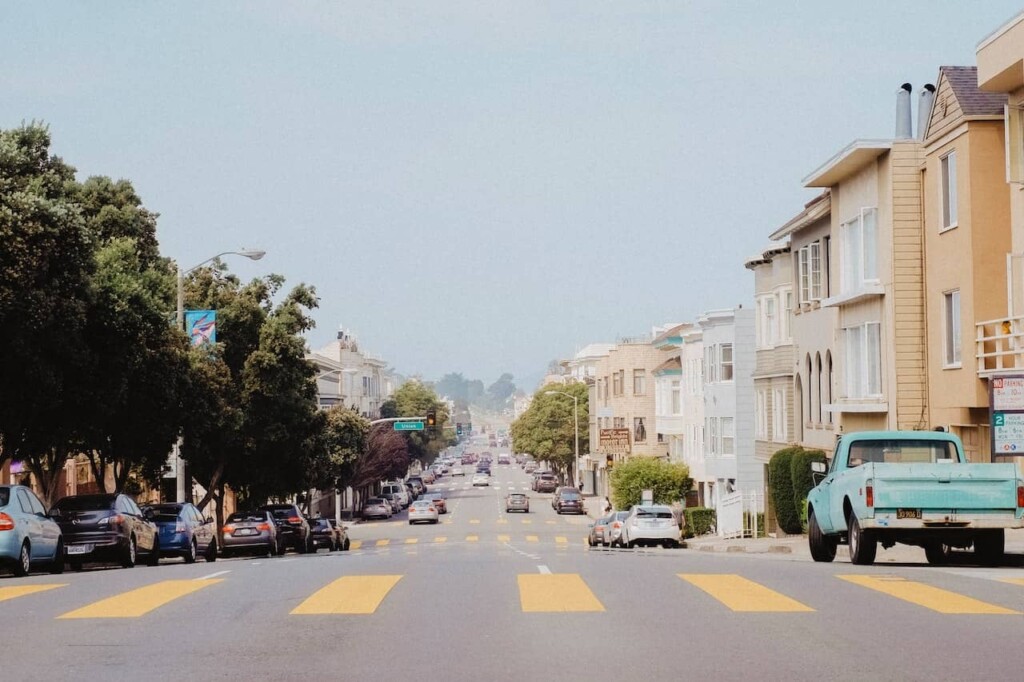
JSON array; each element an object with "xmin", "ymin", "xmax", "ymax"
[
  {"xmin": 351, "ymin": 425, "xmax": 409, "ymax": 491},
  {"xmin": 510, "ymin": 383, "xmax": 588, "ymax": 481},
  {"xmin": 381, "ymin": 381, "xmax": 451, "ymax": 465},
  {"xmin": 608, "ymin": 457, "xmax": 692, "ymax": 510},
  {"xmin": 486, "ymin": 373, "xmax": 516, "ymax": 411},
  {"xmin": 319, "ymin": 407, "xmax": 369, "ymax": 492},
  {"xmin": 435, "ymin": 372, "xmax": 468, "ymax": 402}
]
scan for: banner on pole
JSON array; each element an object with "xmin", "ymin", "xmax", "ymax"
[{"xmin": 185, "ymin": 310, "xmax": 217, "ymax": 346}]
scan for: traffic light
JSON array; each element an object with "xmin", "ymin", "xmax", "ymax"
[
  {"xmin": 426, "ymin": 410, "xmax": 437, "ymax": 428},
  {"xmin": 456, "ymin": 422, "xmax": 463, "ymax": 436}
]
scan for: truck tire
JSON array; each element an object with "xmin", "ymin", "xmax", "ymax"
[
  {"xmin": 808, "ymin": 510, "xmax": 836, "ymax": 562},
  {"xmin": 974, "ymin": 530, "xmax": 1004, "ymax": 566},
  {"xmin": 847, "ymin": 512, "xmax": 877, "ymax": 566},
  {"xmin": 924, "ymin": 543, "xmax": 951, "ymax": 565}
]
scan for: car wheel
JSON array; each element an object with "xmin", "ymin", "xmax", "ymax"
[
  {"xmin": 924, "ymin": 542, "xmax": 951, "ymax": 565},
  {"xmin": 265, "ymin": 542, "xmax": 275, "ymax": 558},
  {"xmin": 221, "ymin": 548, "xmax": 233, "ymax": 559},
  {"xmin": 122, "ymin": 535, "xmax": 138, "ymax": 568},
  {"xmin": 277, "ymin": 540, "xmax": 287, "ymax": 556},
  {"xmin": 296, "ymin": 537, "xmax": 307, "ymax": 554},
  {"xmin": 48, "ymin": 540, "xmax": 65, "ymax": 574},
  {"xmin": 847, "ymin": 512, "xmax": 877, "ymax": 566},
  {"xmin": 587, "ymin": 536, "xmax": 594, "ymax": 547},
  {"xmin": 184, "ymin": 539, "xmax": 198, "ymax": 564},
  {"xmin": 808, "ymin": 509, "xmax": 837, "ymax": 563},
  {"xmin": 974, "ymin": 530, "xmax": 1005, "ymax": 566},
  {"xmin": 205, "ymin": 539, "xmax": 218, "ymax": 562},
  {"xmin": 625, "ymin": 539, "xmax": 635, "ymax": 549},
  {"xmin": 13, "ymin": 541, "xmax": 31, "ymax": 577},
  {"xmin": 146, "ymin": 539, "xmax": 161, "ymax": 567}
]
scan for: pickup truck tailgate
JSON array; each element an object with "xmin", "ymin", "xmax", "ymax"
[{"xmin": 871, "ymin": 463, "xmax": 1020, "ymax": 510}]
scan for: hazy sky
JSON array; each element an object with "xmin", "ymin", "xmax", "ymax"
[{"xmin": 4, "ymin": 2, "xmax": 1021, "ymax": 389}]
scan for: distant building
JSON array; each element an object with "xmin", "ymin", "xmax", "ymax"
[{"xmin": 308, "ymin": 327, "xmax": 396, "ymax": 419}]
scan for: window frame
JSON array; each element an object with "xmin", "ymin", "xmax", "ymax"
[
  {"xmin": 720, "ymin": 344, "xmax": 734, "ymax": 382},
  {"xmin": 840, "ymin": 208, "xmax": 879, "ymax": 293},
  {"xmin": 632, "ymin": 369, "xmax": 646, "ymax": 396},
  {"xmin": 843, "ymin": 322, "xmax": 883, "ymax": 399},
  {"xmin": 940, "ymin": 151, "xmax": 958, "ymax": 231},
  {"xmin": 944, "ymin": 289, "xmax": 962, "ymax": 368},
  {"xmin": 772, "ymin": 388, "xmax": 787, "ymax": 443},
  {"xmin": 755, "ymin": 390, "xmax": 768, "ymax": 440}
]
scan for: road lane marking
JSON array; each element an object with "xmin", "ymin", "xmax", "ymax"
[
  {"xmin": 838, "ymin": 575, "xmax": 1019, "ymax": 614},
  {"xmin": 498, "ymin": 534, "xmax": 511, "ymax": 542},
  {"xmin": 434, "ymin": 537, "xmax": 447, "ymax": 543},
  {"xmin": 292, "ymin": 575, "xmax": 402, "ymax": 615},
  {"xmin": 1001, "ymin": 578, "xmax": 1024, "ymax": 586},
  {"xmin": 546, "ymin": 521, "xmax": 556, "ymax": 525},
  {"xmin": 59, "ymin": 580, "xmax": 223, "ymax": 619},
  {"xmin": 679, "ymin": 575, "xmax": 814, "ymax": 613},
  {"xmin": 466, "ymin": 535, "xmax": 479, "ymax": 542},
  {"xmin": 350, "ymin": 541, "xmax": 362, "ymax": 550},
  {"xmin": 196, "ymin": 570, "xmax": 231, "ymax": 580},
  {"xmin": 555, "ymin": 537, "xmax": 568, "ymax": 545},
  {"xmin": 375, "ymin": 540, "xmax": 390, "ymax": 547},
  {"xmin": 518, "ymin": 574, "xmax": 604, "ymax": 612},
  {"xmin": 0, "ymin": 584, "xmax": 66, "ymax": 603},
  {"xmin": 525, "ymin": 535, "xmax": 539, "ymax": 543},
  {"xmin": 469, "ymin": 519, "xmax": 480, "ymax": 525},
  {"xmin": 538, "ymin": 565, "xmax": 551, "ymax": 574},
  {"xmin": 521, "ymin": 519, "xmax": 532, "ymax": 525},
  {"xmin": 496, "ymin": 519, "xmax": 508, "ymax": 525},
  {"xmin": 404, "ymin": 538, "xmax": 418, "ymax": 545}
]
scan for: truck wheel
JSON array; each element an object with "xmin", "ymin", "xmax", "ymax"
[
  {"xmin": 847, "ymin": 512, "xmax": 876, "ymax": 566},
  {"xmin": 924, "ymin": 543, "xmax": 951, "ymax": 565},
  {"xmin": 974, "ymin": 530, "xmax": 1004, "ymax": 566},
  {"xmin": 808, "ymin": 510, "xmax": 836, "ymax": 563}
]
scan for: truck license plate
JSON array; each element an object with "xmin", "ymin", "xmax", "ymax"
[{"xmin": 897, "ymin": 509, "xmax": 921, "ymax": 519}]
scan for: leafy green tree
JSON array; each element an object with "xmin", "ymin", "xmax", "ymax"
[
  {"xmin": 608, "ymin": 457, "xmax": 692, "ymax": 510},
  {"xmin": 486, "ymin": 373, "xmax": 516, "ymax": 411},
  {"xmin": 510, "ymin": 383, "xmax": 588, "ymax": 481},
  {"xmin": 380, "ymin": 381, "xmax": 450, "ymax": 465},
  {"xmin": 319, "ymin": 407, "xmax": 369, "ymax": 492}
]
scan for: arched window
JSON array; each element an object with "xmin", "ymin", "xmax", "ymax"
[
  {"xmin": 825, "ymin": 351, "xmax": 834, "ymax": 425},
  {"xmin": 794, "ymin": 374, "xmax": 804, "ymax": 443},
  {"xmin": 806, "ymin": 354, "xmax": 813, "ymax": 427},
  {"xmin": 816, "ymin": 352, "xmax": 823, "ymax": 424}
]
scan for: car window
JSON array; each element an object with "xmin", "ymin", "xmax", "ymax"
[
  {"xmin": 126, "ymin": 497, "xmax": 143, "ymax": 516},
  {"xmin": 0, "ymin": 487, "xmax": 9, "ymax": 507},
  {"xmin": 26, "ymin": 489, "xmax": 47, "ymax": 515},
  {"xmin": 53, "ymin": 495, "xmax": 116, "ymax": 512},
  {"xmin": 17, "ymin": 489, "xmax": 34, "ymax": 514}
]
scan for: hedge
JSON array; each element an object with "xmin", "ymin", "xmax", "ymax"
[
  {"xmin": 683, "ymin": 507, "xmax": 716, "ymax": 538},
  {"xmin": 790, "ymin": 448, "xmax": 827, "ymax": 532},
  {"xmin": 768, "ymin": 447, "xmax": 803, "ymax": 534}
]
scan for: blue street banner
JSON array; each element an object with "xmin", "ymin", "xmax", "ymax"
[{"xmin": 185, "ymin": 310, "xmax": 217, "ymax": 346}]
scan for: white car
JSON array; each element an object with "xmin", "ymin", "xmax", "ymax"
[
  {"xmin": 471, "ymin": 473, "xmax": 490, "ymax": 487},
  {"xmin": 451, "ymin": 467, "xmax": 465, "ymax": 476},
  {"xmin": 408, "ymin": 500, "xmax": 440, "ymax": 525},
  {"xmin": 619, "ymin": 505, "xmax": 681, "ymax": 548}
]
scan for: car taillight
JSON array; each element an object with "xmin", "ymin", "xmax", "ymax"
[
  {"xmin": 612, "ymin": 522, "xmax": 621, "ymax": 529},
  {"xmin": 175, "ymin": 523, "xmax": 186, "ymax": 533},
  {"xmin": 0, "ymin": 512, "xmax": 14, "ymax": 531},
  {"xmin": 222, "ymin": 524, "xmax": 236, "ymax": 534},
  {"xmin": 257, "ymin": 523, "xmax": 271, "ymax": 532},
  {"xmin": 1017, "ymin": 484, "xmax": 1024, "ymax": 508},
  {"xmin": 98, "ymin": 514, "xmax": 123, "ymax": 527},
  {"xmin": 865, "ymin": 483, "xmax": 874, "ymax": 508},
  {"xmin": 428, "ymin": 507, "xmax": 436, "ymax": 512},
  {"xmin": 288, "ymin": 516, "xmax": 301, "ymax": 524}
]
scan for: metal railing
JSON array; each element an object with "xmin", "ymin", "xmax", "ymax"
[{"xmin": 976, "ymin": 315, "xmax": 1024, "ymax": 376}]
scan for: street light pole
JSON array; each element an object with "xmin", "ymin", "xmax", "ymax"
[
  {"xmin": 174, "ymin": 249, "xmax": 266, "ymax": 503},
  {"xmin": 544, "ymin": 390, "xmax": 580, "ymax": 489}
]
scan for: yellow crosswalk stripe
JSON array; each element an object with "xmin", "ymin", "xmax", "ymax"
[
  {"xmin": 350, "ymin": 540, "xmax": 363, "ymax": 550},
  {"xmin": 404, "ymin": 538, "xmax": 418, "ymax": 545},
  {"xmin": 521, "ymin": 519, "xmax": 532, "ymax": 525},
  {"xmin": 498, "ymin": 534, "xmax": 511, "ymax": 543},
  {"xmin": 679, "ymin": 574, "xmax": 814, "ymax": 613},
  {"xmin": 466, "ymin": 535, "xmax": 479, "ymax": 542},
  {"xmin": 469, "ymin": 519, "xmax": 480, "ymax": 525},
  {"xmin": 59, "ymin": 579, "xmax": 223, "ymax": 619},
  {"xmin": 0, "ymin": 584, "xmax": 66, "ymax": 603},
  {"xmin": 1001, "ymin": 578, "xmax": 1024, "ymax": 586},
  {"xmin": 518, "ymin": 574, "xmax": 605, "ymax": 612},
  {"xmin": 292, "ymin": 575, "xmax": 402, "ymax": 615},
  {"xmin": 375, "ymin": 539, "xmax": 390, "ymax": 547},
  {"xmin": 496, "ymin": 519, "xmax": 508, "ymax": 525},
  {"xmin": 546, "ymin": 521, "xmax": 556, "ymax": 525},
  {"xmin": 434, "ymin": 537, "xmax": 447, "ymax": 543},
  {"xmin": 555, "ymin": 536, "xmax": 568, "ymax": 545},
  {"xmin": 525, "ymin": 535, "xmax": 539, "ymax": 543},
  {"xmin": 838, "ymin": 575, "xmax": 1019, "ymax": 614}
]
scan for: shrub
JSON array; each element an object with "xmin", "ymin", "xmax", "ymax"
[
  {"xmin": 609, "ymin": 457, "xmax": 691, "ymax": 510},
  {"xmin": 789, "ymin": 449, "xmax": 827, "ymax": 532},
  {"xmin": 768, "ymin": 447, "xmax": 802, "ymax": 534},
  {"xmin": 683, "ymin": 507, "xmax": 716, "ymax": 538}
]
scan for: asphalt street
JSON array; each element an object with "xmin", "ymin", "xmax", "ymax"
[{"xmin": 4, "ymin": 457, "xmax": 1024, "ymax": 682}]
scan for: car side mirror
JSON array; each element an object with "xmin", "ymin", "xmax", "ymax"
[
  {"xmin": 811, "ymin": 461, "xmax": 826, "ymax": 474},
  {"xmin": 48, "ymin": 509, "xmax": 61, "ymax": 519},
  {"xmin": 142, "ymin": 508, "xmax": 155, "ymax": 520},
  {"xmin": 205, "ymin": 516, "xmax": 214, "ymax": 524}
]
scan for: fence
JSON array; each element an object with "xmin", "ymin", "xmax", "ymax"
[{"xmin": 716, "ymin": 490, "xmax": 764, "ymax": 539}]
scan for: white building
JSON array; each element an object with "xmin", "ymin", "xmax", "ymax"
[
  {"xmin": 308, "ymin": 327, "xmax": 395, "ymax": 419},
  {"xmin": 566, "ymin": 343, "xmax": 615, "ymax": 382}
]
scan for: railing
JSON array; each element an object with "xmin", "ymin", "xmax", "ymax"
[{"xmin": 976, "ymin": 316, "xmax": 1024, "ymax": 376}]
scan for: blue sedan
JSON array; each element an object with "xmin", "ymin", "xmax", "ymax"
[
  {"xmin": 142, "ymin": 502, "xmax": 217, "ymax": 563},
  {"xmin": 0, "ymin": 485, "xmax": 64, "ymax": 576}
]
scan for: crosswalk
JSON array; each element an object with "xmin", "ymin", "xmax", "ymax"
[
  {"xmin": 351, "ymin": 534, "xmax": 583, "ymax": 548},
  {"xmin": 6, "ymin": 570, "xmax": 1022, "ymax": 619}
]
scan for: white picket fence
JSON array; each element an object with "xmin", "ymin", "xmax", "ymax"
[{"xmin": 716, "ymin": 491, "xmax": 764, "ymax": 539}]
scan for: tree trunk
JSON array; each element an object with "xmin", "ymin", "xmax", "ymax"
[
  {"xmin": 30, "ymin": 447, "xmax": 70, "ymax": 509},
  {"xmin": 215, "ymin": 482, "xmax": 226, "ymax": 531},
  {"xmin": 195, "ymin": 461, "xmax": 226, "ymax": 511}
]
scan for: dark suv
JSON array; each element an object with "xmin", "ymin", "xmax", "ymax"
[
  {"xmin": 552, "ymin": 487, "xmax": 584, "ymax": 514},
  {"xmin": 52, "ymin": 493, "xmax": 160, "ymax": 569},
  {"xmin": 258, "ymin": 504, "xmax": 312, "ymax": 553},
  {"xmin": 534, "ymin": 474, "xmax": 558, "ymax": 494}
]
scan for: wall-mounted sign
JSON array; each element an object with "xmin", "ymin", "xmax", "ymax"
[
  {"xmin": 991, "ymin": 376, "xmax": 1024, "ymax": 412},
  {"xmin": 599, "ymin": 428, "xmax": 631, "ymax": 455}
]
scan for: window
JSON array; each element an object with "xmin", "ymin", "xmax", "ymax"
[
  {"xmin": 721, "ymin": 417, "xmax": 734, "ymax": 455},
  {"xmin": 798, "ymin": 242, "xmax": 823, "ymax": 303},
  {"xmin": 772, "ymin": 388, "xmax": 787, "ymax": 442},
  {"xmin": 798, "ymin": 247, "xmax": 810, "ymax": 303},
  {"xmin": 707, "ymin": 417, "xmax": 718, "ymax": 455},
  {"xmin": 944, "ymin": 290, "xmax": 961, "ymax": 366},
  {"xmin": 612, "ymin": 371, "xmax": 622, "ymax": 396},
  {"xmin": 755, "ymin": 390, "xmax": 768, "ymax": 439},
  {"xmin": 844, "ymin": 322, "xmax": 882, "ymax": 399},
  {"xmin": 634, "ymin": 417, "xmax": 647, "ymax": 443},
  {"xmin": 720, "ymin": 344, "xmax": 734, "ymax": 381},
  {"xmin": 671, "ymin": 380, "xmax": 681, "ymax": 414},
  {"xmin": 841, "ymin": 208, "xmax": 879, "ymax": 292},
  {"xmin": 764, "ymin": 297, "xmax": 776, "ymax": 346},
  {"xmin": 704, "ymin": 346, "xmax": 717, "ymax": 383},
  {"xmin": 780, "ymin": 289, "xmax": 794, "ymax": 342},
  {"xmin": 941, "ymin": 151, "xmax": 957, "ymax": 230},
  {"xmin": 632, "ymin": 369, "xmax": 646, "ymax": 396},
  {"xmin": 614, "ymin": 417, "xmax": 625, "ymax": 428}
]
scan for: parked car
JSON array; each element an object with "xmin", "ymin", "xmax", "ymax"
[
  {"xmin": 362, "ymin": 498, "xmax": 392, "ymax": 520},
  {"xmin": 552, "ymin": 487, "xmax": 585, "ymax": 514},
  {"xmin": 0, "ymin": 484, "xmax": 64, "ymax": 576},
  {"xmin": 408, "ymin": 500, "xmax": 440, "ymax": 525},
  {"xmin": 309, "ymin": 518, "xmax": 343, "ymax": 551},
  {"xmin": 588, "ymin": 513, "xmax": 613, "ymax": 547},
  {"xmin": 605, "ymin": 511, "xmax": 631, "ymax": 547},
  {"xmin": 524, "ymin": 461, "xmax": 538, "ymax": 474},
  {"xmin": 471, "ymin": 473, "xmax": 490, "ymax": 487},
  {"xmin": 381, "ymin": 483, "xmax": 410, "ymax": 508},
  {"xmin": 328, "ymin": 519, "xmax": 351, "ymax": 551},
  {"xmin": 534, "ymin": 474, "xmax": 558, "ymax": 494},
  {"xmin": 505, "ymin": 492, "xmax": 530, "ymax": 513},
  {"xmin": 406, "ymin": 477, "xmax": 426, "ymax": 498},
  {"xmin": 258, "ymin": 504, "xmax": 313, "ymax": 553},
  {"xmin": 142, "ymin": 502, "xmax": 217, "ymax": 564},
  {"xmin": 221, "ymin": 510, "xmax": 279, "ymax": 558},
  {"xmin": 619, "ymin": 505, "xmax": 681, "ymax": 548},
  {"xmin": 52, "ymin": 493, "xmax": 159, "ymax": 569},
  {"xmin": 380, "ymin": 492, "xmax": 403, "ymax": 513},
  {"xmin": 451, "ymin": 467, "xmax": 465, "ymax": 477},
  {"xmin": 425, "ymin": 492, "xmax": 447, "ymax": 514}
]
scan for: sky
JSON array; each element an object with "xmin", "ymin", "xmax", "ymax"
[{"xmin": 3, "ymin": 1, "xmax": 1022, "ymax": 390}]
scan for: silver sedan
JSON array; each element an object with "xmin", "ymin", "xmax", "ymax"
[{"xmin": 408, "ymin": 500, "xmax": 439, "ymax": 525}]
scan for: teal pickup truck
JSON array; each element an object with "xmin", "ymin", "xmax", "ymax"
[{"xmin": 806, "ymin": 430, "xmax": 1024, "ymax": 566}]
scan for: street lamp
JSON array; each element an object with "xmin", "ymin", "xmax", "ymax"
[
  {"xmin": 544, "ymin": 390, "xmax": 580, "ymax": 490},
  {"xmin": 174, "ymin": 248, "xmax": 266, "ymax": 503}
]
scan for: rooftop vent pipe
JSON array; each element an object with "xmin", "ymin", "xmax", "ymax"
[
  {"xmin": 895, "ymin": 83, "xmax": 913, "ymax": 139},
  {"xmin": 917, "ymin": 84, "xmax": 936, "ymax": 140}
]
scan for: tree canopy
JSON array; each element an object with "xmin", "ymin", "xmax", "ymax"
[
  {"xmin": 510, "ymin": 382, "xmax": 588, "ymax": 480},
  {"xmin": 608, "ymin": 457, "xmax": 692, "ymax": 510}
]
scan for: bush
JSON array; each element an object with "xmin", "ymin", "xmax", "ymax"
[
  {"xmin": 683, "ymin": 507, "xmax": 716, "ymax": 538},
  {"xmin": 609, "ymin": 457, "xmax": 691, "ymax": 510},
  {"xmin": 768, "ymin": 447, "xmax": 802, "ymax": 534},
  {"xmin": 789, "ymin": 449, "xmax": 827, "ymax": 532}
]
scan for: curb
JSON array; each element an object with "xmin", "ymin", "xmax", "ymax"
[{"xmin": 694, "ymin": 543, "xmax": 795, "ymax": 555}]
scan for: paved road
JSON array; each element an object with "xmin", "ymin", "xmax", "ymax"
[{"xmin": 5, "ymin": 458, "xmax": 1024, "ymax": 681}]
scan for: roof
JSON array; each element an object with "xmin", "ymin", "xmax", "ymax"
[
  {"xmin": 573, "ymin": 343, "xmax": 615, "ymax": 360},
  {"xmin": 769, "ymin": 191, "xmax": 831, "ymax": 241},
  {"xmin": 803, "ymin": 140, "xmax": 892, "ymax": 188},
  {"xmin": 652, "ymin": 323, "xmax": 690, "ymax": 347},
  {"xmin": 940, "ymin": 65, "xmax": 1006, "ymax": 117},
  {"xmin": 653, "ymin": 357, "xmax": 682, "ymax": 374},
  {"xmin": 744, "ymin": 241, "xmax": 791, "ymax": 269}
]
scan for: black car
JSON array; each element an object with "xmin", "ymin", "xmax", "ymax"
[
  {"xmin": 51, "ymin": 493, "xmax": 160, "ymax": 570},
  {"xmin": 258, "ymin": 504, "xmax": 312, "ymax": 553},
  {"xmin": 552, "ymin": 487, "xmax": 585, "ymax": 514},
  {"xmin": 309, "ymin": 518, "xmax": 341, "ymax": 551}
]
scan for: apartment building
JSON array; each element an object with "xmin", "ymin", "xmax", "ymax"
[
  {"xmin": 309, "ymin": 327, "xmax": 395, "ymax": 419},
  {"xmin": 921, "ymin": 66, "xmax": 1010, "ymax": 461},
  {"xmin": 652, "ymin": 324, "xmax": 689, "ymax": 464},
  {"xmin": 802, "ymin": 86, "xmax": 928, "ymax": 433},
  {"xmin": 745, "ymin": 241, "xmax": 796, "ymax": 468}
]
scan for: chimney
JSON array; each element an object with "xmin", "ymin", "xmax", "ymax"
[
  {"xmin": 895, "ymin": 83, "xmax": 913, "ymax": 139},
  {"xmin": 917, "ymin": 84, "xmax": 936, "ymax": 140}
]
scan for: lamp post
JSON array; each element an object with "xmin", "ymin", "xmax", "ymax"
[
  {"xmin": 174, "ymin": 249, "xmax": 266, "ymax": 503},
  {"xmin": 544, "ymin": 390, "xmax": 580, "ymax": 489}
]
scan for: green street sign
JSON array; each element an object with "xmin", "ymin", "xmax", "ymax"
[{"xmin": 393, "ymin": 421, "xmax": 424, "ymax": 431}]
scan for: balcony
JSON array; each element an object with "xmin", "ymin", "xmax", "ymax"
[{"xmin": 977, "ymin": 316, "xmax": 1024, "ymax": 377}]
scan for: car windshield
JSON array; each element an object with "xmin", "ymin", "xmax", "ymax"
[
  {"xmin": 227, "ymin": 512, "xmax": 266, "ymax": 523},
  {"xmin": 509, "ymin": 494, "xmax": 526, "ymax": 500},
  {"xmin": 53, "ymin": 495, "xmax": 116, "ymax": 511},
  {"xmin": 366, "ymin": 498, "xmax": 384, "ymax": 505}
]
